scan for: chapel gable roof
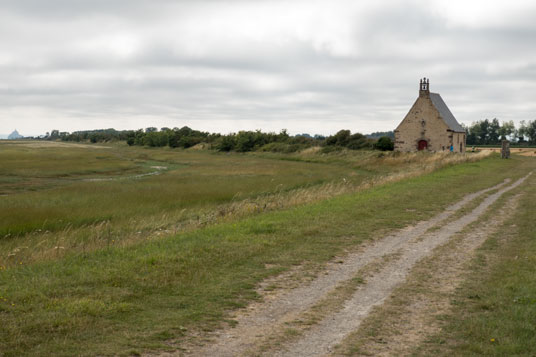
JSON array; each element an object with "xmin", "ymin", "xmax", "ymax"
[{"xmin": 429, "ymin": 92, "xmax": 465, "ymax": 133}]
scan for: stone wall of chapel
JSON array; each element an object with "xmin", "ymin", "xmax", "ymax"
[
  {"xmin": 452, "ymin": 132, "xmax": 466, "ymax": 153},
  {"xmin": 394, "ymin": 96, "xmax": 452, "ymax": 152}
]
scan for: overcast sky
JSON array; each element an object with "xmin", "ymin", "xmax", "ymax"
[{"xmin": 1, "ymin": 0, "xmax": 535, "ymax": 136}]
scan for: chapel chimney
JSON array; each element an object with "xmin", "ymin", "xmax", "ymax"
[{"xmin": 419, "ymin": 77, "xmax": 430, "ymax": 98}]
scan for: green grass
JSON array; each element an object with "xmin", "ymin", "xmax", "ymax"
[
  {"xmin": 0, "ymin": 142, "xmax": 149, "ymax": 196},
  {"xmin": 0, "ymin": 142, "xmax": 360, "ymax": 238},
  {"xmin": 0, "ymin": 143, "xmax": 139, "ymax": 180},
  {"xmin": 0, "ymin": 150, "xmax": 533, "ymax": 356},
  {"xmin": 416, "ymin": 170, "xmax": 536, "ymax": 356}
]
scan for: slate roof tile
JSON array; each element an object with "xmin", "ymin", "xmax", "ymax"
[{"xmin": 429, "ymin": 93, "xmax": 465, "ymax": 132}]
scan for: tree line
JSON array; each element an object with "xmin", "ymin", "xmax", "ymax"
[
  {"xmin": 44, "ymin": 117, "xmax": 536, "ymax": 151},
  {"xmin": 52, "ymin": 127, "xmax": 395, "ymax": 152},
  {"xmin": 465, "ymin": 119, "xmax": 536, "ymax": 145},
  {"xmin": 46, "ymin": 128, "xmax": 132, "ymax": 143}
]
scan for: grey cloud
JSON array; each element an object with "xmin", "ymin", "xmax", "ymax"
[
  {"xmin": 1, "ymin": 1, "xmax": 535, "ymax": 136},
  {"xmin": 0, "ymin": 0, "xmax": 175, "ymax": 19}
]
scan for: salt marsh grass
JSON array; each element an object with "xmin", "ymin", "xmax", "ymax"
[{"xmin": 1, "ymin": 142, "xmax": 490, "ymax": 267}]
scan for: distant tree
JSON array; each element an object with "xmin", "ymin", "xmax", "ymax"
[
  {"xmin": 290, "ymin": 135, "xmax": 315, "ymax": 145},
  {"xmin": 519, "ymin": 120, "xmax": 536, "ymax": 144},
  {"xmin": 278, "ymin": 129, "xmax": 290, "ymax": 142},
  {"xmin": 488, "ymin": 118, "xmax": 501, "ymax": 144},
  {"xmin": 177, "ymin": 126, "xmax": 193, "ymax": 136},
  {"xmin": 346, "ymin": 133, "xmax": 371, "ymax": 150},
  {"xmin": 235, "ymin": 131, "xmax": 257, "ymax": 152},
  {"xmin": 49, "ymin": 129, "xmax": 60, "ymax": 140},
  {"xmin": 326, "ymin": 130, "xmax": 351, "ymax": 146},
  {"xmin": 178, "ymin": 135, "xmax": 202, "ymax": 148},
  {"xmin": 215, "ymin": 134, "xmax": 236, "ymax": 151},
  {"xmin": 134, "ymin": 129, "xmax": 145, "ymax": 145},
  {"xmin": 374, "ymin": 136, "xmax": 394, "ymax": 151},
  {"xmin": 498, "ymin": 120, "xmax": 515, "ymax": 140},
  {"xmin": 126, "ymin": 132, "xmax": 135, "ymax": 146},
  {"xmin": 145, "ymin": 127, "xmax": 158, "ymax": 133},
  {"xmin": 479, "ymin": 120, "xmax": 490, "ymax": 144},
  {"xmin": 295, "ymin": 133, "xmax": 312, "ymax": 139},
  {"xmin": 168, "ymin": 130, "xmax": 181, "ymax": 148},
  {"xmin": 518, "ymin": 121, "xmax": 528, "ymax": 143},
  {"xmin": 323, "ymin": 130, "xmax": 373, "ymax": 150},
  {"xmin": 367, "ymin": 131, "xmax": 395, "ymax": 139},
  {"xmin": 143, "ymin": 131, "xmax": 168, "ymax": 147},
  {"xmin": 466, "ymin": 119, "xmax": 501, "ymax": 145},
  {"xmin": 529, "ymin": 120, "xmax": 536, "ymax": 144}
]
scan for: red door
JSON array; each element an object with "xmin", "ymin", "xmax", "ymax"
[{"xmin": 418, "ymin": 140, "xmax": 428, "ymax": 151}]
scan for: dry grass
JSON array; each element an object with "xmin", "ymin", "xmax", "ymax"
[{"xmin": 478, "ymin": 147, "xmax": 536, "ymax": 157}]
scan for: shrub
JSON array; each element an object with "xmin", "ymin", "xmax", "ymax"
[
  {"xmin": 320, "ymin": 145, "xmax": 344, "ymax": 154},
  {"xmin": 259, "ymin": 142, "xmax": 307, "ymax": 153},
  {"xmin": 215, "ymin": 135, "xmax": 236, "ymax": 152},
  {"xmin": 323, "ymin": 130, "xmax": 374, "ymax": 150},
  {"xmin": 374, "ymin": 136, "xmax": 394, "ymax": 151}
]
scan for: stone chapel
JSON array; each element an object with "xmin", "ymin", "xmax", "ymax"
[{"xmin": 394, "ymin": 78, "xmax": 466, "ymax": 152}]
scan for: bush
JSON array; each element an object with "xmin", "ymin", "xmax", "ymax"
[
  {"xmin": 320, "ymin": 145, "xmax": 344, "ymax": 154},
  {"xmin": 259, "ymin": 142, "xmax": 307, "ymax": 153},
  {"xmin": 323, "ymin": 130, "xmax": 374, "ymax": 150},
  {"xmin": 374, "ymin": 136, "xmax": 394, "ymax": 151},
  {"xmin": 214, "ymin": 135, "xmax": 236, "ymax": 152},
  {"xmin": 347, "ymin": 133, "xmax": 372, "ymax": 150}
]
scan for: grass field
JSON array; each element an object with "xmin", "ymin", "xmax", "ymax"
[{"xmin": 0, "ymin": 141, "xmax": 534, "ymax": 356}]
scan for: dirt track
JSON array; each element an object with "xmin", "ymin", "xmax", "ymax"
[{"xmin": 160, "ymin": 172, "xmax": 531, "ymax": 357}]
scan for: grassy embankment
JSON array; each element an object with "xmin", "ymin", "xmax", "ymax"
[
  {"xmin": 1, "ymin": 141, "xmax": 532, "ymax": 356},
  {"xmin": 417, "ymin": 164, "xmax": 536, "ymax": 355}
]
